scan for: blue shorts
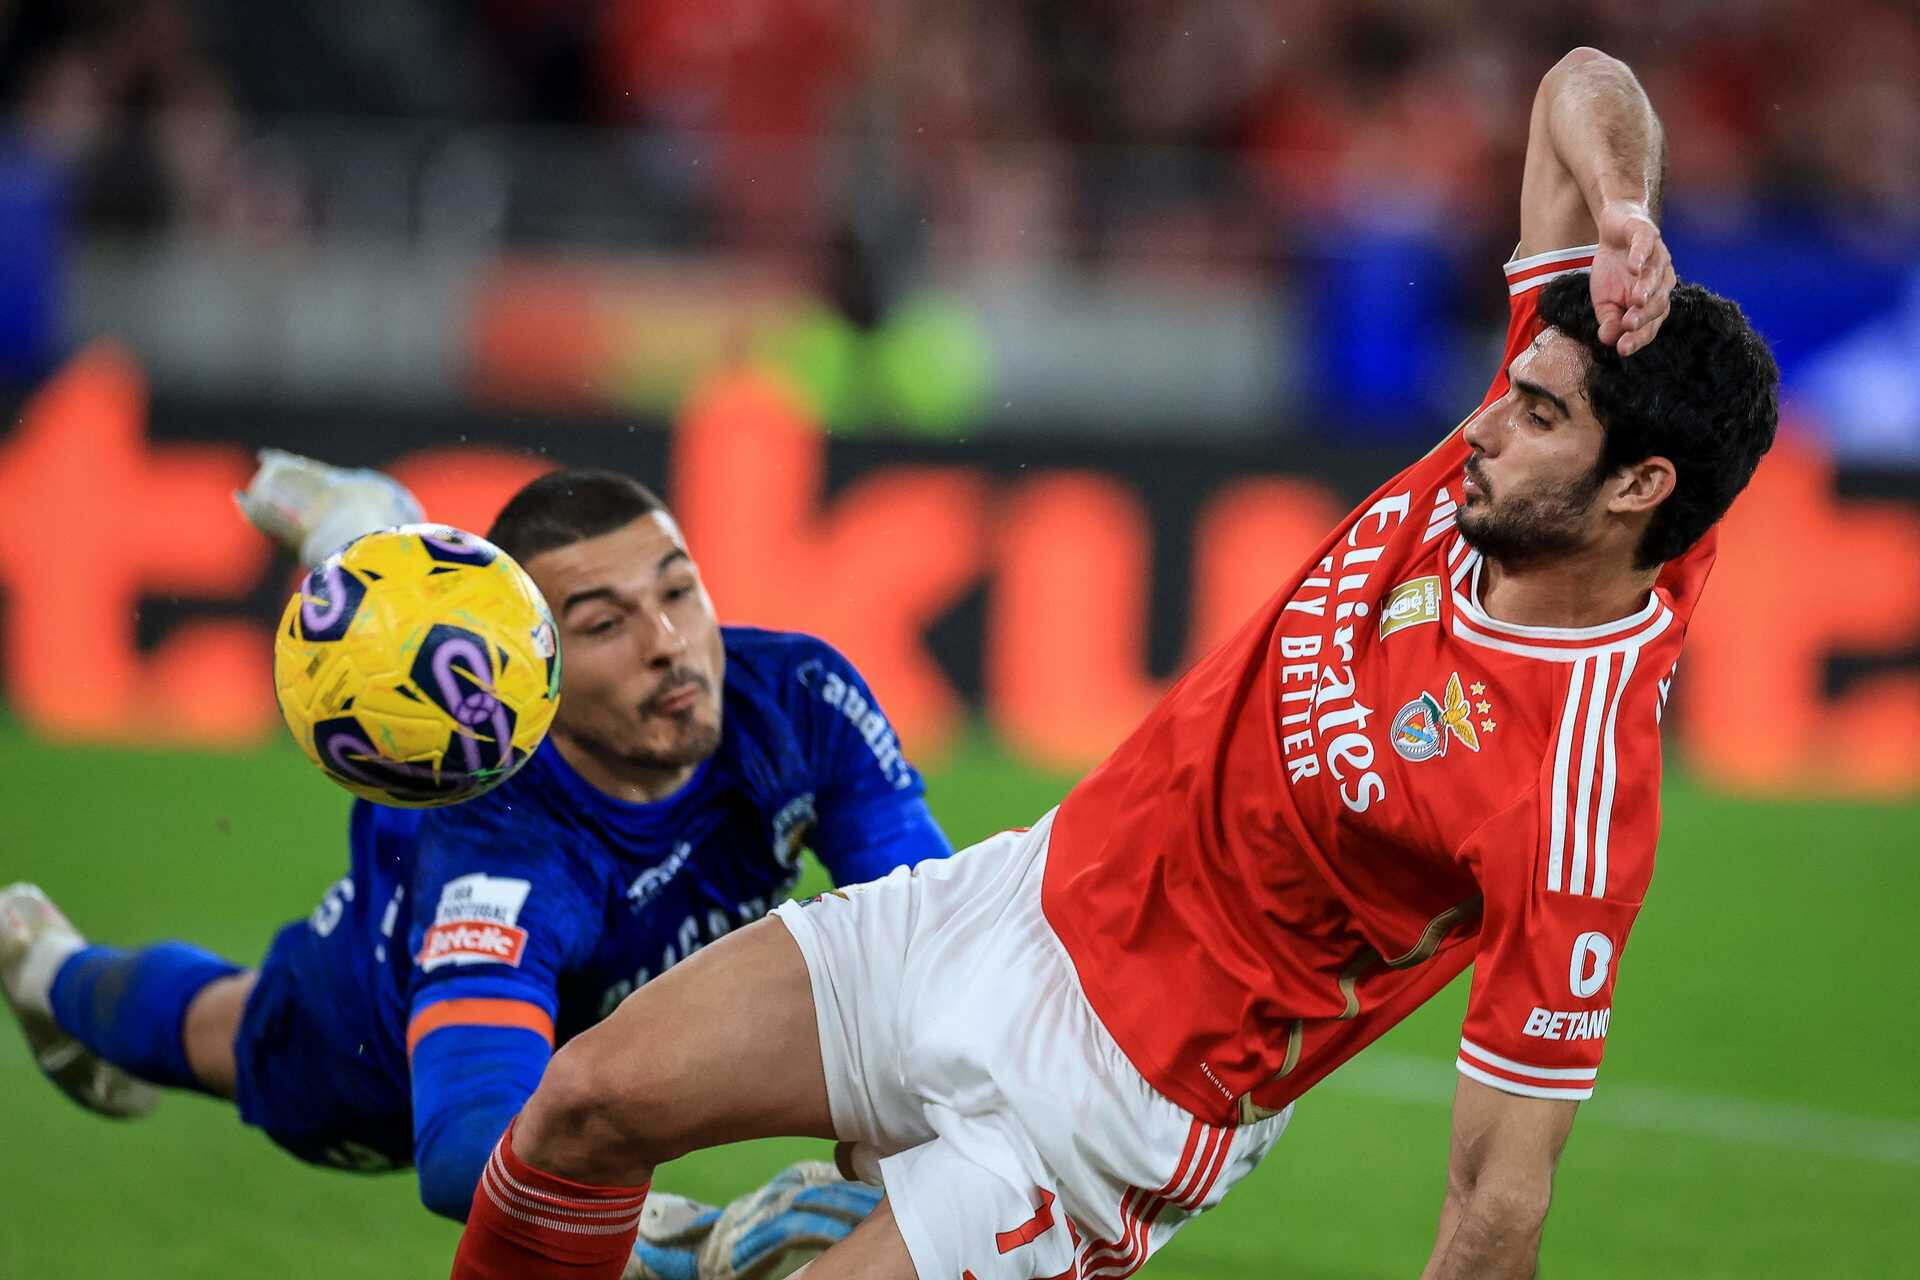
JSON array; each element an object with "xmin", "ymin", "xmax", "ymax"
[{"xmin": 233, "ymin": 921, "xmax": 415, "ymax": 1172}]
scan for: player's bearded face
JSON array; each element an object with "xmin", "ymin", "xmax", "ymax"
[
  {"xmin": 1457, "ymin": 333, "xmax": 1611, "ymax": 564},
  {"xmin": 1457, "ymin": 450, "xmax": 1609, "ymax": 562},
  {"xmin": 527, "ymin": 514, "xmax": 727, "ymax": 778}
]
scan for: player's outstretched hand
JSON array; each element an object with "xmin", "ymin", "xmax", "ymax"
[
  {"xmin": 1589, "ymin": 200, "xmax": 1674, "ymax": 358},
  {"xmin": 627, "ymin": 1190, "xmax": 724, "ymax": 1280},
  {"xmin": 700, "ymin": 1161, "xmax": 883, "ymax": 1280},
  {"xmin": 623, "ymin": 1165, "xmax": 883, "ymax": 1280},
  {"xmin": 234, "ymin": 448, "xmax": 424, "ymax": 568}
]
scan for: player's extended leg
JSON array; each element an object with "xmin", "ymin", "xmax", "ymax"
[
  {"xmin": 454, "ymin": 915, "xmax": 840, "ymax": 1279},
  {"xmin": 177, "ymin": 969, "xmax": 256, "ymax": 1097},
  {"xmin": 523, "ymin": 914, "xmax": 834, "ymax": 1174},
  {"xmin": 1, "ymin": 882, "xmax": 250, "ymax": 1112}
]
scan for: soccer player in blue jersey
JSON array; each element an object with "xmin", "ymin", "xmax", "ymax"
[{"xmin": 1, "ymin": 458, "xmax": 951, "ymax": 1277}]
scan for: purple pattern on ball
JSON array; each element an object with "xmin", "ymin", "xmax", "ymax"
[
  {"xmin": 430, "ymin": 634, "xmax": 513, "ymax": 773},
  {"xmin": 313, "ymin": 717, "xmax": 470, "ymax": 803},
  {"xmin": 419, "ymin": 530, "xmax": 497, "ymax": 566},
  {"xmin": 301, "ymin": 563, "xmax": 351, "ymax": 634}
]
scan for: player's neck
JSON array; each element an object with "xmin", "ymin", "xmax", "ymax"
[
  {"xmin": 552, "ymin": 730, "xmax": 699, "ymax": 805},
  {"xmin": 1477, "ymin": 547, "xmax": 1658, "ymax": 630}
]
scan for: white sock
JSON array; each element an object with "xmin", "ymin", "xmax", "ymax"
[{"xmin": 14, "ymin": 932, "xmax": 85, "ymax": 1018}]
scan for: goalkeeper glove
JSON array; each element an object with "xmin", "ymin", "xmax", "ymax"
[
  {"xmin": 234, "ymin": 448, "xmax": 424, "ymax": 568},
  {"xmin": 699, "ymin": 1161, "xmax": 883, "ymax": 1280},
  {"xmin": 626, "ymin": 1191, "xmax": 723, "ymax": 1280},
  {"xmin": 623, "ymin": 1164, "xmax": 883, "ymax": 1280}
]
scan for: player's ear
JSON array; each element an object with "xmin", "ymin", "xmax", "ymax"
[{"xmin": 1606, "ymin": 455, "xmax": 1675, "ymax": 516}]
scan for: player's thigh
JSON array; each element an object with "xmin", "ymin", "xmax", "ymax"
[
  {"xmin": 182, "ymin": 969, "xmax": 257, "ymax": 1099},
  {"xmin": 535, "ymin": 915, "xmax": 833, "ymax": 1162}
]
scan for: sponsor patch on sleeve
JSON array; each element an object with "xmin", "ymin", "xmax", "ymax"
[{"xmin": 418, "ymin": 873, "xmax": 533, "ymax": 972}]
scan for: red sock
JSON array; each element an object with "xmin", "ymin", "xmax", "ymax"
[{"xmin": 450, "ymin": 1119, "xmax": 650, "ymax": 1280}]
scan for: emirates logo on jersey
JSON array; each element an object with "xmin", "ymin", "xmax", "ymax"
[{"xmin": 1391, "ymin": 673, "xmax": 1495, "ymax": 761}]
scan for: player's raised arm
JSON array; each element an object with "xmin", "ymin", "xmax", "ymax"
[
  {"xmin": 1518, "ymin": 47, "xmax": 1673, "ymax": 356},
  {"xmin": 1421, "ymin": 1078, "xmax": 1578, "ymax": 1280},
  {"xmin": 235, "ymin": 448, "xmax": 424, "ymax": 566}
]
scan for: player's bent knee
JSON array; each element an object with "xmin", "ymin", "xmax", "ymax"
[{"xmin": 517, "ymin": 1030, "xmax": 685, "ymax": 1181}]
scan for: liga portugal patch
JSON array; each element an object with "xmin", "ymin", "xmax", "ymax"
[{"xmin": 418, "ymin": 872, "xmax": 533, "ymax": 971}]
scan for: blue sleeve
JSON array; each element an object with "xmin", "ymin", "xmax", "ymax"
[
  {"xmin": 410, "ymin": 1020, "xmax": 550, "ymax": 1220},
  {"xmin": 405, "ymin": 803, "xmax": 599, "ymax": 1022},
  {"xmin": 402, "ymin": 802, "xmax": 598, "ymax": 1219},
  {"xmin": 799, "ymin": 644, "xmax": 953, "ymax": 886}
]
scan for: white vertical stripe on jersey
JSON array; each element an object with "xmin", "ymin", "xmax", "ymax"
[
  {"xmin": 1569, "ymin": 651, "xmax": 1614, "ymax": 897},
  {"xmin": 1452, "ymin": 547, "xmax": 1479, "ymax": 590},
  {"xmin": 1425, "ymin": 490, "xmax": 1458, "ymax": 543},
  {"xmin": 1590, "ymin": 646, "xmax": 1637, "ymax": 899},
  {"xmin": 1547, "ymin": 656, "xmax": 1590, "ymax": 893}
]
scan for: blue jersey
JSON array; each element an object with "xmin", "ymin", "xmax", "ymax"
[{"xmin": 236, "ymin": 627, "xmax": 949, "ymax": 1210}]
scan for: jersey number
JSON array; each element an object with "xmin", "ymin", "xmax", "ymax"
[{"xmin": 1569, "ymin": 931, "xmax": 1613, "ymax": 999}]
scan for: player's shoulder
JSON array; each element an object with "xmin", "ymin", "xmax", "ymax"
[
  {"xmin": 424, "ymin": 742, "xmax": 567, "ymax": 831},
  {"xmin": 721, "ymin": 625, "xmax": 869, "ymax": 712},
  {"xmin": 720, "ymin": 624, "xmax": 918, "ymax": 795},
  {"xmin": 722, "ymin": 624, "xmax": 852, "ymax": 675},
  {"xmin": 412, "ymin": 748, "xmax": 606, "ymax": 888}
]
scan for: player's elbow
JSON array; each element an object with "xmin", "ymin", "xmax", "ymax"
[
  {"xmin": 417, "ymin": 1150, "xmax": 484, "ymax": 1222},
  {"xmin": 1540, "ymin": 46, "xmax": 1630, "ymax": 98},
  {"xmin": 1551, "ymin": 45, "xmax": 1624, "ymax": 77}
]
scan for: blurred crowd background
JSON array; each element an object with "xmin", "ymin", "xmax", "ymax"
[
  {"xmin": 4, "ymin": 0, "xmax": 1918, "ymax": 443},
  {"xmin": 0, "ymin": 0, "xmax": 1917, "ymax": 792},
  {"xmin": 9, "ymin": 0, "xmax": 1918, "ymax": 247}
]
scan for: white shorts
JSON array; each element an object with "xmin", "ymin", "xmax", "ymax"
[{"xmin": 772, "ymin": 811, "xmax": 1290, "ymax": 1280}]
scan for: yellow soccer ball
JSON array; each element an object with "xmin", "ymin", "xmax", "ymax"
[{"xmin": 273, "ymin": 524, "xmax": 560, "ymax": 807}]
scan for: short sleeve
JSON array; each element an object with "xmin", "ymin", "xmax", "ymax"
[
  {"xmin": 1455, "ymin": 658, "xmax": 1663, "ymax": 1101},
  {"xmin": 796, "ymin": 641, "xmax": 951, "ymax": 884},
  {"xmin": 404, "ymin": 802, "xmax": 600, "ymax": 1025}
]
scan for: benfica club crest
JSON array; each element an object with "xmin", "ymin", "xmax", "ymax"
[{"xmin": 1391, "ymin": 673, "xmax": 1494, "ymax": 762}]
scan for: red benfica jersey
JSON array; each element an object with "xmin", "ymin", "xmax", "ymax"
[{"xmin": 1044, "ymin": 246, "xmax": 1713, "ymax": 1126}]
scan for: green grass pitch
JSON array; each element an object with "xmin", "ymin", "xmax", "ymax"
[{"xmin": 2, "ymin": 720, "xmax": 1916, "ymax": 1277}]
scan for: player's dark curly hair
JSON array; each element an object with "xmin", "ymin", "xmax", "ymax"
[
  {"xmin": 1537, "ymin": 272, "xmax": 1779, "ymax": 569},
  {"xmin": 487, "ymin": 469, "xmax": 667, "ymax": 562}
]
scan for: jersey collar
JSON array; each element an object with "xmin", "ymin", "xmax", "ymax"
[{"xmin": 1445, "ymin": 536, "xmax": 1673, "ymax": 662}]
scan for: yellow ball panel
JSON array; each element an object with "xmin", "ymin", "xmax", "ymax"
[{"xmin": 272, "ymin": 524, "xmax": 562, "ymax": 807}]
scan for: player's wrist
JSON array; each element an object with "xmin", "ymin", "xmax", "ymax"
[
  {"xmin": 1591, "ymin": 196, "xmax": 1657, "ymax": 248},
  {"xmin": 1597, "ymin": 195, "xmax": 1654, "ymax": 223}
]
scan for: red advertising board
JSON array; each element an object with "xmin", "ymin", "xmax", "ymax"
[{"xmin": 3, "ymin": 343, "xmax": 1916, "ymax": 794}]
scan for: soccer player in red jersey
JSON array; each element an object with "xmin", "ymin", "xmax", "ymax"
[{"xmin": 450, "ymin": 47, "xmax": 1779, "ymax": 1280}]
